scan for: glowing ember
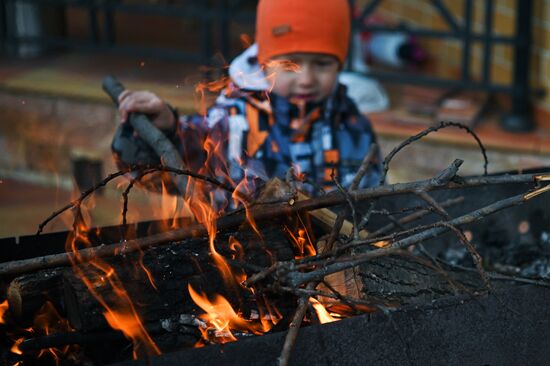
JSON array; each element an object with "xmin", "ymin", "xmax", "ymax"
[
  {"xmin": 0, "ymin": 299, "xmax": 8, "ymax": 324},
  {"xmin": 10, "ymin": 338, "xmax": 24, "ymax": 355},
  {"xmin": 373, "ymin": 240, "xmax": 390, "ymax": 248}
]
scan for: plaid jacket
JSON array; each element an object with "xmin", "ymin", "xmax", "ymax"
[
  {"xmin": 112, "ymin": 81, "xmax": 381, "ymax": 196},
  {"xmin": 113, "ymin": 45, "xmax": 381, "ymax": 195}
]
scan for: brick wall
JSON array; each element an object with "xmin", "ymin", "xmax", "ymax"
[
  {"xmin": 0, "ymin": 91, "xmax": 118, "ymax": 185},
  {"xmin": 357, "ymin": 0, "xmax": 550, "ymax": 122}
]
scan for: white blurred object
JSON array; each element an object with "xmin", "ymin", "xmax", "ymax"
[
  {"xmin": 228, "ymin": 44, "xmax": 270, "ymax": 91},
  {"xmin": 339, "ymin": 72, "xmax": 389, "ymax": 113},
  {"xmin": 367, "ymin": 32, "xmax": 409, "ymax": 68},
  {"xmin": 339, "ymin": 33, "xmax": 389, "ymax": 113}
]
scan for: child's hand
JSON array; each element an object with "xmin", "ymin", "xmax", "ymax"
[{"xmin": 118, "ymin": 90, "xmax": 176, "ymax": 131}]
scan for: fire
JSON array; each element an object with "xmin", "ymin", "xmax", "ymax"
[
  {"xmin": 264, "ymin": 59, "xmax": 300, "ymax": 94},
  {"xmin": 188, "ymin": 284, "xmax": 277, "ymax": 344},
  {"xmin": 66, "ymin": 207, "xmax": 160, "ymax": 359},
  {"xmin": 10, "ymin": 338, "xmax": 24, "ymax": 355},
  {"xmin": 104, "ymin": 309, "xmax": 158, "ymax": 359},
  {"xmin": 33, "ymin": 301, "xmax": 79, "ymax": 363},
  {"xmin": 0, "ymin": 299, "xmax": 8, "ymax": 324},
  {"xmin": 373, "ymin": 240, "xmax": 390, "ymax": 248},
  {"xmin": 7, "ymin": 301, "xmax": 80, "ymax": 363},
  {"xmin": 285, "ymin": 225, "xmax": 316, "ymax": 258},
  {"xmin": 309, "ymin": 298, "xmax": 340, "ymax": 324}
]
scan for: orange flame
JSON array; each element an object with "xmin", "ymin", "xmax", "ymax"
[
  {"xmin": 34, "ymin": 301, "xmax": 79, "ymax": 363},
  {"xmin": 0, "ymin": 299, "xmax": 8, "ymax": 324},
  {"xmin": 264, "ymin": 59, "xmax": 300, "ymax": 93},
  {"xmin": 104, "ymin": 309, "xmax": 159, "ymax": 359},
  {"xmin": 373, "ymin": 240, "xmax": 390, "ymax": 248},
  {"xmin": 232, "ymin": 170, "xmax": 262, "ymax": 240},
  {"xmin": 10, "ymin": 338, "xmax": 24, "ymax": 355},
  {"xmin": 66, "ymin": 209, "xmax": 160, "ymax": 359},
  {"xmin": 309, "ymin": 298, "xmax": 340, "ymax": 324},
  {"xmin": 285, "ymin": 225, "xmax": 316, "ymax": 259},
  {"xmin": 188, "ymin": 284, "xmax": 276, "ymax": 344}
]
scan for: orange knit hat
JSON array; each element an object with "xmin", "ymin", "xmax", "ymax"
[{"xmin": 256, "ymin": 0, "xmax": 351, "ymax": 66}]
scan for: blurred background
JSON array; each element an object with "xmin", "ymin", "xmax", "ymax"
[{"xmin": 0, "ymin": 0, "xmax": 549, "ymax": 237}]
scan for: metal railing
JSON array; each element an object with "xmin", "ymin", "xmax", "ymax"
[
  {"xmin": 0, "ymin": 0, "xmax": 541, "ymax": 131},
  {"xmin": 352, "ymin": 0, "xmax": 539, "ymax": 131},
  {"xmin": 0, "ymin": 0, "xmax": 256, "ymax": 64}
]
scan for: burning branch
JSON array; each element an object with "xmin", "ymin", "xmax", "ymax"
[
  {"xmin": 2, "ymin": 170, "xmax": 546, "ymax": 278},
  {"xmin": 5, "ymin": 115, "xmax": 550, "ymax": 366},
  {"xmin": 37, "ymin": 165, "xmax": 238, "ymax": 235},
  {"xmin": 103, "ymin": 76, "xmax": 188, "ymax": 195}
]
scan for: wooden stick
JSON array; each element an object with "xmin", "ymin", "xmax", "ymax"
[
  {"xmin": 0, "ymin": 171, "xmax": 543, "ymax": 277},
  {"xmin": 284, "ymin": 187, "xmax": 549, "ymax": 287}
]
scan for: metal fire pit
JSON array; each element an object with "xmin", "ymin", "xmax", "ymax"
[
  {"xmin": 1, "ymin": 169, "xmax": 550, "ymax": 365},
  {"xmin": 117, "ymin": 284, "xmax": 550, "ymax": 366},
  {"xmin": 114, "ymin": 169, "xmax": 550, "ymax": 366}
]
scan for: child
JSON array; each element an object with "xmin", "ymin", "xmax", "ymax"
[{"xmin": 112, "ymin": 0, "xmax": 381, "ymax": 195}]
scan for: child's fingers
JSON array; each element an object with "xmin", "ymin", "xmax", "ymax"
[
  {"xmin": 118, "ymin": 90, "xmax": 133, "ymax": 122},
  {"xmin": 118, "ymin": 92, "xmax": 165, "ymax": 123},
  {"xmin": 118, "ymin": 89, "xmax": 131, "ymax": 104}
]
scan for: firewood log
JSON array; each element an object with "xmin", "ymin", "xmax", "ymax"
[
  {"xmin": 61, "ymin": 222, "xmax": 295, "ymax": 333},
  {"xmin": 6, "ymin": 268, "xmax": 64, "ymax": 326}
]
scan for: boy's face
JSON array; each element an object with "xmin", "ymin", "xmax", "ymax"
[{"xmin": 264, "ymin": 53, "xmax": 340, "ymax": 103}]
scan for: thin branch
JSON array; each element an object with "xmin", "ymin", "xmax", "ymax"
[
  {"xmin": 277, "ymin": 282, "xmax": 316, "ymax": 366},
  {"xmin": 37, "ymin": 165, "xmax": 241, "ymax": 235},
  {"xmin": 37, "ymin": 170, "xmax": 128, "ymax": 235},
  {"xmin": 415, "ymin": 191, "xmax": 451, "ymax": 220},
  {"xmin": 440, "ymin": 222, "xmax": 492, "ymax": 290},
  {"xmin": 284, "ymin": 188, "xmax": 546, "ymax": 288},
  {"xmin": 122, "ymin": 168, "xmax": 157, "ymax": 227},
  {"xmin": 435, "ymin": 259, "xmax": 550, "ymax": 288},
  {"xmin": 369, "ymin": 196, "xmax": 464, "ymax": 238},
  {"xmin": 7, "ymin": 172, "xmax": 544, "ymax": 278},
  {"xmin": 333, "ymin": 173, "xmax": 359, "ymax": 241},
  {"xmin": 379, "ymin": 121, "xmax": 488, "ymax": 186},
  {"xmin": 350, "ymin": 143, "xmax": 378, "ymax": 191},
  {"xmin": 326, "ymin": 145, "xmax": 377, "ymax": 250},
  {"xmin": 359, "ymin": 159, "xmax": 463, "ymax": 230}
]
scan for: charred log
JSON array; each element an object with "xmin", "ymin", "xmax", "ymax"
[{"xmin": 6, "ymin": 268, "xmax": 64, "ymax": 326}]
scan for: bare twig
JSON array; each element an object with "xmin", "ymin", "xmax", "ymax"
[
  {"xmin": 326, "ymin": 144, "xmax": 378, "ymax": 250},
  {"xmin": 440, "ymin": 222, "xmax": 492, "ymax": 290},
  {"xmin": 37, "ymin": 165, "xmax": 240, "ymax": 235},
  {"xmin": 359, "ymin": 159, "xmax": 464, "ymax": 230},
  {"xmin": 415, "ymin": 191, "xmax": 451, "ymax": 220},
  {"xmin": 37, "ymin": 170, "xmax": 128, "ymax": 235},
  {"xmin": 276, "ymin": 285, "xmax": 384, "ymax": 311},
  {"xmin": 284, "ymin": 188, "xmax": 548, "ymax": 287},
  {"xmin": 369, "ymin": 197, "xmax": 464, "ymax": 238},
  {"xmin": 350, "ymin": 143, "xmax": 378, "ymax": 191},
  {"xmin": 277, "ymin": 282, "xmax": 316, "ymax": 366},
  {"xmin": 435, "ymin": 259, "xmax": 550, "ymax": 288},
  {"xmin": 333, "ymin": 173, "xmax": 359, "ymax": 241},
  {"xmin": 379, "ymin": 121, "xmax": 488, "ymax": 186},
  {"xmin": 7, "ymin": 172, "xmax": 544, "ymax": 278}
]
